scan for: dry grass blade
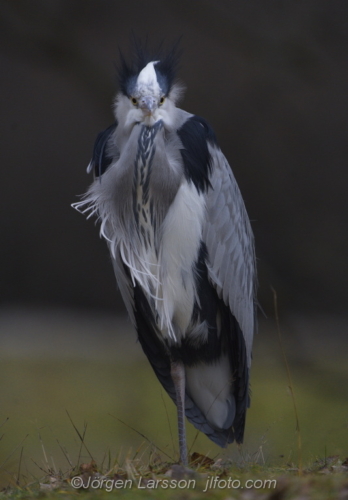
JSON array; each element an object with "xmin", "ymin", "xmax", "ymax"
[
  {"xmin": 188, "ymin": 430, "xmax": 200, "ymax": 455},
  {"xmin": 30, "ymin": 458, "xmax": 49, "ymax": 475},
  {"xmin": 0, "ymin": 434, "xmax": 29, "ymax": 471},
  {"xmin": 79, "ymin": 423, "xmax": 88, "ymax": 465},
  {"xmin": 108, "ymin": 413, "xmax": 173, "ymax": 461},
  {"xmin": 65, "ymin": 411, "xmax": 94, "ymax": 461},
  {"xmin": 37, "ymin": 429, "xmax": 49, "ymax": 471},
  {"xmin": 272, "ymin": 287, "xmax": 303, "ymax": 474},
  {"xmin": 107, "ymin": 449, "xmax": 111, "ymax": 472},
  {"xmin": 0, "ymin": 417, "xmax": 10, "ymax": 443},
  {"xmin": 56, "ymin": 439, "xmax": 73, "ymax": 468},
  {"xmin": 16, "ymin": 446, "xmax": 24, "ymax": 486},
  {"xmin": 0, "ymin": 417, "xmax": 9, "ymax": 429}
]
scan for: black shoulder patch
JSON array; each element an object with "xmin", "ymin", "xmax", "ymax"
[
  {"xmin": 90, "ymin": 122, "xmax": 117, "ymax": 178},
  {"xmin": 177, "ymin": 115, "xmax": 218, "ymax": 193}
]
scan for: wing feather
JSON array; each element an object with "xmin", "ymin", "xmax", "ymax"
[
  {"xmin": 203, "ymin": 147, "xmax": 256, "ymax": 366},
  {"xmin": 87, "ymin": 122, "xmax": 118, "ymax": 178}
]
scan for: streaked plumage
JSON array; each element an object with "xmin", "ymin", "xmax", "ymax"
[{"xmin": 73, "ymin": 42, "xmax": 257, "ymax": 465}]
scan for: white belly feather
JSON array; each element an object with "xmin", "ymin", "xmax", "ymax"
[
  {"xmin": 157, "ymin": 182, "xmax": 205, "ymax": 340},
  {"xmin": 127, "ymin": 181, "xmax": 205, "ymax": 342}
]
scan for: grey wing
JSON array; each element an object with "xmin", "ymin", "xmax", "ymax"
[{"xmin": 203, "ymin": 145, "xmax": 256, "ymax": 367}]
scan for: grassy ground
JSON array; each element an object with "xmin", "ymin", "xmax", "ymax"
[
  {"xmin": 0, "ymin": 308, "xmax": 347, "ymax": 497},
  {"xmin": 1, "ymin": 455, "xmax": 348, "ymax": 499}
]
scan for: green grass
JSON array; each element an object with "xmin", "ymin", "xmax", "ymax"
[
  {"xmin": 0, "ymin": 310, "xmax": 348, "ymax": 497},
  {"xmin": 2, "ymin": 354, "xmax": 347, "ymax": 476},
  {"xmin": 1, "ymin": 456, "xmax": 348, "ymax": 499}
]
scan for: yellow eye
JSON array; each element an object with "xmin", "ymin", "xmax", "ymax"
[
  {"xmin": 131, "ymin": 97, "xmax": 138, "ymax": 106},
  {"xmin": 159, "ymin": 96, "xmax": 165, "ymax": 105}
]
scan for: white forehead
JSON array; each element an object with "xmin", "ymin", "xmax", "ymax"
[{"xmin": 136, "ymin": 61, "xmax": 160, "ymax": 95}]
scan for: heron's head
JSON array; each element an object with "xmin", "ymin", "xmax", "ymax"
[{"xmin": 115, "ymin": 42, "xmax": 183, "ymax": 128}]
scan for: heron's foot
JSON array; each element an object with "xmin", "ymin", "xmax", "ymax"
[{"xmin": 166, "ymin": 464, "xmax": 195, "ymax": 479}]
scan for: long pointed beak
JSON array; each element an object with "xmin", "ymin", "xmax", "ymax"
[{"xmin": 139, "ymin": 96, "xmax": 157, "ymax": 115}]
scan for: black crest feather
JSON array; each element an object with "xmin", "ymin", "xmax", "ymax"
[{"xmin": 117, "ymin": 37, "xmax": 182, "ymax": 96}]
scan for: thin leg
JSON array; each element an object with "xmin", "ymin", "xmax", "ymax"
[{"xmin": 170, "ymin": 360, "xmax": 188, "ymax": 466}]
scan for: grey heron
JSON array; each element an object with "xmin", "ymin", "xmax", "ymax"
[{"xmin": 73, "ymin": 42, "xmax": 257, "ymax": 466}]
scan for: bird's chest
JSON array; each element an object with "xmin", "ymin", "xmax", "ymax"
[
  {"xmin": 131, "ymin": 126, "xmax": 158, "ymax": 252},
  {"xmin": 128, "ymin": 122, "xmax": 179, "ymax": 251},
  {"xmin": 116, "ymin": 123, "xmax": 206, "ymax": 341},
  {"xmin": 130, "ymin": 178, "xmax": 206, "ymax": 342}
]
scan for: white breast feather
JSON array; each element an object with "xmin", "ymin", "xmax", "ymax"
[
  {"xmin": 73, "ymin": 176, "xmax": 205, "ymax": 343},
  {"xmin": 157, "ymin": 181, "xmax": 205, "ymax": 340}
]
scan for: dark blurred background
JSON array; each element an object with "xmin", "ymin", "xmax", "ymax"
[
  {"xmin": 1, "ymin": 0, "xmax": 347, "ymax": 317},
  {"xmin": 1, "ymin": 1, "xmax": 348, "ymax": 483}
]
